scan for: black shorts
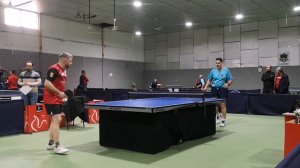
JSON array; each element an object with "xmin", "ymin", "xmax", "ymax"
[
  {"xmin": 45, "ymin": 104, "xmax": 63, "ymax": 115},
  {"xmin": 211, "ymin": 87, "xmax": 228, "ymax": 99}
]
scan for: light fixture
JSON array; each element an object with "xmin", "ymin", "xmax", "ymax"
[
  {"xmin": 235, "ymin": 14, "xmax": 244, "ymax": 19},
  {"xmin": 235, "ymin": 0, "xmax": 243, "ymax": 20},
  {"xmin": 133, "ymin": 1, "xmax": 142, "ymax": 7},
  {"xmin": 112, "ymin": 19, "xmax": 117, "ymax": 31},
  {"xmin": 135, "ymin": 31, "xmax": 141, "ymax": 36},
  {"xmin": 294, "ymin": 0, "xmax": 300, "ymax": 11},
  {"xmin": 294, "ymin": 6, "xmax": 300, "ymax": 11},
  {"xmin": 185, "ymin": 21, "xmax": 193, "ymax": 27},
  {"xmin": 74, "ymin": 0, "xmax": 82, "ymax": 18},
  {"xmin": 112, "ymin": 0, "xmax": 117, "ymax": 31}
]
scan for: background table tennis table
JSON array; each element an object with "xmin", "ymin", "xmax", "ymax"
[
  {"xmin": 85, "ymin": 97, "xmax": 223, "ymax": 154},
  {"xmin": 0, "ymin": 90, "xmax": 24, "ymax": 136}
]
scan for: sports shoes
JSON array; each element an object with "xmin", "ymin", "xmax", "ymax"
[
  {"xmin": 295, "ymin": 109, "xmax": 300, "ymax": 124},
  {"xmin": 46, "ymin": 144, "xmax": 55, "ymax": 150},
  {"xmin": 216, "ymin": 118, "xmax": 221, "ymax": 124},
  {"xmin": 54, "ymin": 145, "xmax": 69, "ymax": 155},
  {"xmin": 216, "ymin": 113, "xmax": 222, "ymax": 124},
  {"xmin": 220, "ymin": 120, "xmax": 227, "ymax": 127}
]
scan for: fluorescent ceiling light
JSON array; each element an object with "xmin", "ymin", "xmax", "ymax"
[
  {"xmin": 293, "ymin": 6, "xmax": 300, "ymax": 11},
  {"xmin": 235, "ymin": 14, "xmax": 244, "ymax": 20},
  {"xmin": 135, "ymin": 31, "xmax": 141, "ymax": 36},
  {"xmin": 133, "ymin": 1, "xmax": 142, "ymax": 7},
  {"xmin": 185, "ymin": 21, "xmax": 192, "ymax": 27}
]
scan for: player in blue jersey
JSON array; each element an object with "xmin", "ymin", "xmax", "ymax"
[{"xmin": 203, "ymin": 57, "xmax": 233, "ymax": 127}]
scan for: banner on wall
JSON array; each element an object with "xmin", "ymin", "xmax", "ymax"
[{"xmin": 278, "ymin": 52, "xmax": 289, "ymax": 66}]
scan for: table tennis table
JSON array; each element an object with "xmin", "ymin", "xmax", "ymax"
[{"xmin": 85, "ymin": 97, "xmax": 224, "ymax": 154}]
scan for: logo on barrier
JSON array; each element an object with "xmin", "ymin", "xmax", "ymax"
[
  {"xmin": 90, "ymin": 109, "xmax": 99, "ymax": 123},
  {"xmin": 24, "ymin": 104, "xmax": 50, "ymax": 133},
  {"xmin": 31, "ymin": 115, "xmax": 48, "ymax": 132}
]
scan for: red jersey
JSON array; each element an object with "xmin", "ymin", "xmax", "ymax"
[
  {"xmin": 7, "ymin": 75, "xmax": 18, "ymax": 90},
  {"xmin": 43, "ymin": 64, "xmax": 67, "ymax": 104},
  {"xmin": 275, "ymin": 76, "xmax": 282, "ymax": 90}
]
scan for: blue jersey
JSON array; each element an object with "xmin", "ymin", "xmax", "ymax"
[{"xmin": 207, "ymin": 67, "xmax": 233, "ymax": 88}]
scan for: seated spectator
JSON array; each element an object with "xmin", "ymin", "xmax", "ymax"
[
  {"xmin": 150, "ymin": 78, "xmax": 162, "ymax": 89},
  {"xmin": 195, "ymin": 74, "xmax": 205, "ymax": 89},
  {"xmin": 131, "ymin": 82, "xmax": 138, "ymax": 92},
  {"xmin": 0, "ymin": 66, "xmax": 5, "ymax": 89}
]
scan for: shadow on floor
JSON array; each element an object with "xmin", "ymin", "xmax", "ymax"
[
  {"xmin": 70, "ymin": 129, "xmax": 234, "ymax": 164},
  {"xmin": 60, "ymin": 124, "xmax": 95, "ymax": 132},
  {"xmin": 248, "ymin": 148, "xmax": 283, "ymax": 166}
]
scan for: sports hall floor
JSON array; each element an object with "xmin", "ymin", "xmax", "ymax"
[{"xmin": 0, "ymin": 114, "xmax": 284, "ymax": 168}]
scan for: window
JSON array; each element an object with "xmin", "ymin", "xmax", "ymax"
[{"xmin": 4, "ymin": 8, "xmax": 39, "ymax": 30}]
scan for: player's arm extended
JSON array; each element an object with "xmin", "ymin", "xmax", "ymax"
[{"xmin": 203, "ymin": 79, "xmax": 211, "ymax": 91}]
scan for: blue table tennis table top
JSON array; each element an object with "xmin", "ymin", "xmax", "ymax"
[{"xmin": 85, "ymin": 97, "xmax": 224, "ymax": 113}]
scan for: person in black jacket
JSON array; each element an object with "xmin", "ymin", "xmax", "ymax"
[
  {"xmin": 150, "ymin": 78, "xmax": 162, "ymax": 89},
  {"xmin": 274, "ymin": 67, "xmax": 290, "ymax": 94},
  {"xmin": 0, "ymin": 66, "xmax": 4, "ymax": 89},
  {"xmin": 261, "ymin": 65, "xmax": 275, "ymax": 94}
]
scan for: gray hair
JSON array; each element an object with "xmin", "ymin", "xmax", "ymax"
[
  {"xmin": 276, "ymin": 67, "xmax": 282, "ymax": 72},
  {"xmin": 58, "ymin": 52, "xmax": 73, "ymax": 59}
]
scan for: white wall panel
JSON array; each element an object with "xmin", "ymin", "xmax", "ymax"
[
  {"xmin": 194, "ymin": 29, "xmax": 208, "ymax": 46},
  {"xmin": 259, "ymin": 57, "xmax": 278, "ymax": 66},
  {"xmin": 41, "ymin": 15, "xmax": 144, "ymax": 61},
  {"xmin": 156, "ymin": 56, "xmax": 168, "ymax": 70},
  {"xmin": 279, "ymin": 27, "xmax": 298, "ymax": 47},
  {"xmin": 225, "ymin": 59, "xmax": 241, "ymax": 68},
  {"xmin": 208, "ymin": 52, "xmax": 223, "ymax": 68},
  {"xmin": 259, "ymin": 20, "xmax": 278, "ymax": 39},
  {"xmin": 144, "ymin": 50, "xmax": 155, "ymax": 63},
  {"xmin": 224, "ymin": 42, "xmax": 240, "ymax": 59},
  {"xmin": 105, "ymin": 46, "xmax": 126, "ymax": 60},
  {"xmin": 106, "ymin": 31, "xmax": 132, "ymax": 47},
  {"xmin": 0, "ymin": 32, "xmax": 39, "ymax": 52},
  {"xmin": 168, "ymin": 47, "xmax": 180, "ymax": 62},
  {"xmin": 194, "ymin": 44, "xmax": 208, "ymax": 61},
  {"xmin": 241, "ymin": 31, "xmax": 258, "ymax": 50},
  {"xmin": 279, "ymin": 46, "xmax": 299, "ymax": 65},
  {"xmin": 155, "ymin": 34, "xmax": 167, "ymax": 41},
  {"xmin": 241, "ymin": 49, "xmax": 258, "ymax": 67},
  {"xmin": 208, "ymin": 27, "xmax": 223, "ymax": 35},
  {"xmin": 241, "ymin": 22, "xmax": 258, "ymax": 32},
  {"xmin": 42, "ymin": 38, "xmax": 101, "ymax": 58},
  {"xmin": 194, "ymin": 61, "xmax": 208, "ymax": 69},
  {"xmin": 1, "ymin": 12, "xmax": 144, "ymax": 63},
  {"xmin": 156, "ymin": 41, "xmax": 167, "ymax": 55},
  {"xmin": 42, "ymin": 38, "xmax": 63, "ymax": 54},
  {"xmin": 259, "ymin": 39, "xmax": 278, "ymax": 58},
  {"xmin": 41, "ymin": 15, "xmax": 71, "ymax": 39},
  {"xmin": 42, "ymin": 15, "xmax": 100, "ymax": 44},
  {"xmin": 224, "ymin": 25, "xmax": 240, "ymax": 42},
  {"xmin": 180, "ymin": 54, "xmax": 194, "ymax": 69},
  {"xmin": 168, "ymin": 62, "xmax": 180, "ymax": 70},
  {"xmin": 208, "ymin": 35, "xmax": 223, "ymax": 52},
  {"xmin": 181, "ymin": 31, "xmax": 193, "ymax": 39},
  {"xmin": 279, "ymin": 16, "xmax": 300, "ymax": 28},
  {"xmin": 126, "ymin": 36, "xmax": 144, "ymax": 62},
  {"xmin": 180, "ymin": 39, "xmax": 193, "ymax": 54},
  {"xmin": 144, "ymin": 35, "xmax": 155, "ymax": 49},
  {"xmin": 168, "ymin": 32, "xmax": 180, "ymax": 47},
  {"xmin": 126, "ymin": 46, "xmax": 144, "ymax": 62}
]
